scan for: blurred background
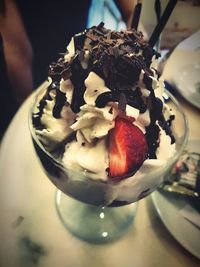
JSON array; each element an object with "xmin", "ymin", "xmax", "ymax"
[
  {"xmin": 88, "ymin": 0, "xmax": 200, "ymax": 49},
  {"xmin": 0, "ymin": 0, "xmax": 200, "ymax": 138}
]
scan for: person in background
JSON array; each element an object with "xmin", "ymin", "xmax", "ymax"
[
  {"xmin": 0, "ymin": 0, "xmax": 137, "ymax": 137},
  {"xmin": 0, "ymin": 34, "xmax": 18, "ymax": 137}
]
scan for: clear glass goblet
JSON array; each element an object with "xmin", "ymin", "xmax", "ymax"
[{"xmin": 29, "ymin": 85, "xmax": 188, "ymax": 243}]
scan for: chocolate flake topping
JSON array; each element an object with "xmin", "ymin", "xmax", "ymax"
[
  {"xmin": 47, "ymin": 22, "xmax": 159, "ymax": 114},
  {"xmin": 34, "ymin": 22, "xmax": 175, "ymax": 159}
]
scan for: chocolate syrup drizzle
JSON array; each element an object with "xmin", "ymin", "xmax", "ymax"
[
  {"xmin": 34, "ymin": 22, "xmax": 175, "ymax": 159},
  {"xmin": 32, "ymin": 82, "xmax": 54, "ymax": 129}
]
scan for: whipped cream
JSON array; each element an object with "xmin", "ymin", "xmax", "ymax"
[{"xmin": 32, "ymin": 23, "xmax": 176, "ymax": 192}]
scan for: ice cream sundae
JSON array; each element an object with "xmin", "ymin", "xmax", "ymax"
[{"xmin": 31, "ymin": 22, "xmax": 182, "ymax": 206}]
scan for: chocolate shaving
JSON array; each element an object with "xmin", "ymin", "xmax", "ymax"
[
  {"xmin": 34, "ymin": 22, "xmax": 176, "ymax": 163},
  {"xmin": 45, "ymin": 22, "xmax": 159, "ymax": 114}
]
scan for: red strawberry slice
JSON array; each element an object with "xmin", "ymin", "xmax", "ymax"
[{"xmin": 108, "ymin": 116, "xmax": 148, "ymax": 179}]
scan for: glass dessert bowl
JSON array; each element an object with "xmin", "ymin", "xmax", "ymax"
[
  {"xmin": 28, "ymin": 22, "xmax": 189, "ymax": 243},
  {"xmin": 29, "ymin": 84, "xmax": 188, "ymax": 243}
]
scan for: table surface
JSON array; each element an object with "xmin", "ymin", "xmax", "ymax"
[{"xmin": 1, "ymin": 58, "xmax": 200, "ymax": 267}]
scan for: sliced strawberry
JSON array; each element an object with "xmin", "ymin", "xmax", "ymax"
[
  {"xmin": 118, "ymin": 112, "xmax": 136, "ymax": 123},
  {"xmin": 108, "ymin": 116, "xmax": 148, "ymax": 179}
]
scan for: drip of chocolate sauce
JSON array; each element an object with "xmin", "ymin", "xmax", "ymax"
[
  {"xmin": 35, "ymin": 22, "xmax": 175, "ymax": 159},
  {"xmin": 159, "ymin": 115, "xmax": 175, "ymax": 144},
  {"xmin": 145, "ymin": 123, "xmax": 160, "ymax": 159},
  {"xmin": 167, "ymin": 114, "xmax": 175, "ymax": 127},
  {"xmin": 53, "ymin": 87, "xmax": 66, "ymax": 118},
  {"xmin": 70, "ymin": 54, "xmax": 87, "ymax": 113},
  {"xmin": 43, "ymin": 23, "xmax": 159, "ymax": 116},
  {"xmin": 143, "ymin": 72, "xmax": 175, "ymax": 156},
  {"xmin": 32, "ymin": 83, "xmax": 54, "ymax": 129}
]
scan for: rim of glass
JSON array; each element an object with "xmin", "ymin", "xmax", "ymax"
[{"xmin": 29, "ymin": 83, "xmax": 189, "ymax": 178}]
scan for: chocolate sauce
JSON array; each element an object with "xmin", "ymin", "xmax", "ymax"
[
  {"xmin": 38, "ymin": 23, "xmax": 159, "ymax": 118},
  {"xmin": 34, "ymin": 22, "xmax": 175, "ymax": 159},
  {"xmin": 95, "ymin": 88, "xmax": 146, "ymax": 113},
  {"xmin": 95, "ymin": 92, "xmax": 115, "ymax": 108},
  {"xmin": 159, "ymin": 114, "xmax": 175, "ymax": 144},
  {"xmin": 144, "ymin": 72, "xmax": 175, "ymax": 146},
  {"xmin": 70, "ymin": 54, "xmax": 87, "ymax": 113},
  {"xmin": 32, "ymin": 83, "xmax": 54, "ymax": 129},
  {"xmin": 145, "ymin": 123, "xmax": 160, "ymax": 159},
  {"xmin": 142, "ymin": 72, "xmax": 175, "ymax": 156},
  {"xmin": 73, "ymin": 31, "xmax": 87, "ymax": 51},
  {"xmin": 53, "ymin": 88, "xmax": 66, "ymax": 118},
  {"xmin": 167, "ymin": 114, "xmax": 175, "ymax": 127},
  {"xmin": 49, "ymin": 58, "xmax": 70, "ymax": 82}
]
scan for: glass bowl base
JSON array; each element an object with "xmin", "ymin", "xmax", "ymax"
[{"xmin": 55, "ymin": 190, "xmax": 137, "ymax": 244}]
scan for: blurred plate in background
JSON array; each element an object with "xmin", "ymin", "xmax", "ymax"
[
  {"xmin": 151, "ymin": 139, "xmax": 200, "ymax": 259},
  {"xmin": 174, "ymin": 62, "xmax": 200, "ymax": 109},
  {"xmin": 162, "ymin": 30, "xmax": 200, "ymax": 109}
]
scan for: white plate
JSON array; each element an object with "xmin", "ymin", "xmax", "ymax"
[
  {"xmin": 174, "ymin": 62, "xmax": 200, "ymax": 109},
  {"xmin": 151, "ymin": 140, "xmax": 200, "ymax": 259},
  {"xmin": 162, "ymin": 30, "xmax": 200, "ymax": 109}
]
